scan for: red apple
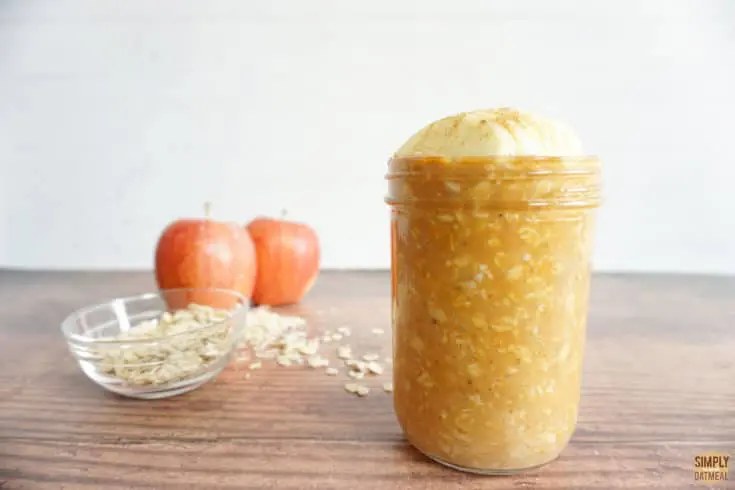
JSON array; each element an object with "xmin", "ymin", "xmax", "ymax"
[
  {"xmin": 246, "ymin": 215, "xmax": 320, "ymax": 306},
  {"xmin": 154, "ymin": 204, "xmax": 257, "ymax": 309}
]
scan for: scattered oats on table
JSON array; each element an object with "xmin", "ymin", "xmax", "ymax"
[
  {"xmin": 366, "ymin": 361, "xmax": 384, "ymax": 375},
  {"xmin": 344, "ymin": 383, "xmax": 369, "ymax": 397},
  {"xmin": 307, "ymin": 356, "xmax": 329, "ymax": 368},
  {"xmin": 165, "ymin": 305, "xmax": 396, "ymax": 397},
  {"xmin": 345, "ymin": 360, "xmax": 368, "ymax": 375},
  {"xmin": 336, "ymin": 345, "xmax": 352, "ymax": 360}
]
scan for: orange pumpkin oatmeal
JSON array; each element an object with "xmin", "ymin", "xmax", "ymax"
[{"xmin": 385, "ymin": 108, "xmax": 602, "ymax": 473}]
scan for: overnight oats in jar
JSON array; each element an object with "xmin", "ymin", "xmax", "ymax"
[{"xmin": 385, "ymin": 108, "xmax": 602, "ymax": 474}]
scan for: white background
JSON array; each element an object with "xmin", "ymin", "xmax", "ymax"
[{"xmin": 1, "ymin": 0, "xmax": 734, "ymax": 273}]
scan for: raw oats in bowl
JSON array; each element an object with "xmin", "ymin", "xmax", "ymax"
[{"xmin": 61, "ymin": 288, "xmax": 250, "ymax": 399}]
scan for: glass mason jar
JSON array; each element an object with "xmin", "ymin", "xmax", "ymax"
[{"xmin": 385, "ymin": 155, "xmax": 602, "ymax": 474}]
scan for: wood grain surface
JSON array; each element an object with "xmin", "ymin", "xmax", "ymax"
[{"xmin": 0, "ymin": 270, "xmax": 733, "ymax": 490}]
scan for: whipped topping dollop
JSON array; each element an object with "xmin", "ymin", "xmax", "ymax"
[{"xmin": 394, "ymin": 108, "xmax": 585, "ymax": 158}]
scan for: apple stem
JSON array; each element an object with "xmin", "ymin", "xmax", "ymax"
[
  {"xmin": 281, "ymin": 208, "xmax": 288, "ymax": 219},
  {"xmin": 204, "ymin": 201, "xmax": 212, "ymax": 218}
]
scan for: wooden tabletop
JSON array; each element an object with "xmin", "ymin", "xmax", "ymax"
[{"xmin": 0, "ymin": 270, "xmax": 733, "ymax": 490}]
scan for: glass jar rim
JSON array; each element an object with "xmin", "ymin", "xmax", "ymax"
[{"xmin": 385, "ymin": 155, "xmax": 602, "ymax": 210}]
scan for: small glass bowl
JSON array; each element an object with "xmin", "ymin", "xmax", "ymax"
[{"xmin": 61, "ymin": 288, "xmax": 251, "ymax": 400}]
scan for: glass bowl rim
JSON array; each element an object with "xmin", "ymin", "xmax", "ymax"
[{"xmin": 60, "ymin": 287, "xmax": 249, "ymax": 346}]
